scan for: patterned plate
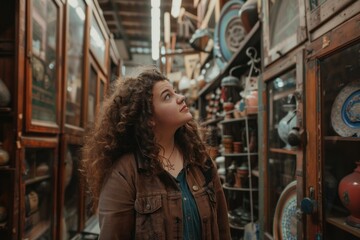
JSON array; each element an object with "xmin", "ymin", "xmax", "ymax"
[
  {"xmin": 331, "ymin": 81, "xmax": 360, "ymax": 137},
  {"xmin": 273, "ymin": 180, "xmax": 297, "ymax": 240},
  {"xmin": 213, "ymin": 0, "xmax": 245, "ymax": 69}
]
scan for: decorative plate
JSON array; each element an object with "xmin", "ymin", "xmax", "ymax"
[
  {"xmin": 213, "ymin": 0, "xmax": 245, "ymax": 69},
  {"xmin": 273, "ymin": 180, "xmax": 297, "ymax": 240},
  {"xmin": 330, "ymin": 81, "xmax": 360, "ymax": 137}
]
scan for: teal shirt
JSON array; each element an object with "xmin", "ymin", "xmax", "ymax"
[{"xmin": 176, "ymin": 169, "xmax": 201, "ymax": 240}]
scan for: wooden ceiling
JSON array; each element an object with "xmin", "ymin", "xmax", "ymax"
[{"xmin": 98, "ymin": 0, "xmax": 197, "ymax": 59}]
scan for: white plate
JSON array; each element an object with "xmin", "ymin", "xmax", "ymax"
[{"xmin": 330, "ymin": 81, "xmax": 360, "ymax": 137}]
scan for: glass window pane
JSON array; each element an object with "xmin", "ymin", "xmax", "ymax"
[
  {"xmin": 24, "ymin": 148, "xmax": 54, "ymax": 239},
  {"xmin": 65, "ymin": 0, "xmax": 86, "ymax": 127},
  {"xmin": 269, "ymin": 0, "xmax": 300, "ymax": 48},
  {"xmin": 88, "ymin": 67, "xmax": 97, "ymax": 124},
  {"xmin": 64, "ymin": 144, "xmax": 81, "ymax": 239},
  {"xmin": 90, "ymin": 14, "xmax": 106, "ymax": 68},
  {"xmin": 31, "ymin": 0, "xmax": 58, "ymax": 123}
]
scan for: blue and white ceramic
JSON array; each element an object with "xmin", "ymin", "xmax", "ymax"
[{"xmin": 331, "ymin": 81, "xmax": 360, "ymax": 137}]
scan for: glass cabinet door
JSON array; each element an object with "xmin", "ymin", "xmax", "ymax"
[
  {"xmin": 63, "ymin": 143, "xmax": 81, "ymax": 239},
  {"xmin": 262, "ymin": 51, "xmax": 305, "ymax": 240},
  {"xmin": 265, "ymin": 69, "xmax": 298, "ymax": 238},
  {"xmin": 305, "ymin": 14, "xmax": 360, "ymax": 240},
  {"xmin": 65, "ymin": 0, "xmax": 86, "ymax": 128},
  {"xmin": 21, "ymin": 137, "xmax": 58, "ymax": 240},
  {"xmin": 26, "ymin": 0, "xmax": 62, "ymax": 132},
  {"xmin": 318, "ymin": 40, "xmax": 360, "ymax": 239}
]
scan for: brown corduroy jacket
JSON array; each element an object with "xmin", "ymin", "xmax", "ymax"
[{"xmin": 98, "ymin": 150, "xmax": 231, "ymax": 240}]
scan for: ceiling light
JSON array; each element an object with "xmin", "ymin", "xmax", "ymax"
[
  {"xmin": 171, "ymin": 0, "xmax": 182, "ymax": 18},
  {"xmin": 151, "ymin": 4, "xmax": 160, "ymax": 60}
]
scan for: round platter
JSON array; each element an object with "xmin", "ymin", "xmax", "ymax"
[
  {"xmin": 273, "ymin": 180, "xmax": 297, "ymax": 240},
  {"xmin": 330, "ymin": 81, "xmax": 360, "ymax": 137},
  {"xmin": 213, "ymin": 0, "xmax": 245, "ymax": 69}
]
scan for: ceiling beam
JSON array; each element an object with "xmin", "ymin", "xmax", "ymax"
[{"xmin": 107, "ymin": 0, "xmax": 132, "ymax": 59}]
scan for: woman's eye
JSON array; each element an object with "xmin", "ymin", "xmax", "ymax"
[{"xmin": 164, "ymin": 94, "xmax": 170, "ymax": 100}]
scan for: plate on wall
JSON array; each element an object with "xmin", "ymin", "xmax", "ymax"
[
  {"xmin": 273, "ymin": 180, "xmax": 297, "ymax": 240},
  {"xmin": 330, "ymin": 81, "xmax": 360, "ymax": 137},
  {"xmin": 213, "ymin": 0, "xmax": 245, "ymax": 69}
]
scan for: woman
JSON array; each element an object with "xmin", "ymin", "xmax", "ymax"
[{"xmin": 81, "ymin": 66, "xmax": 230, "ymax": 239}]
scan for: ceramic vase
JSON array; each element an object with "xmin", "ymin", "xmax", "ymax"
[
  {"xmin": 245, "ymin": 90, "xmax": 258, "ymax": 115},
  {"xmin": 0, "ymin": 79, "xmax": 10, "ymax": 107},
  {"xmin": 278, "ymin": 104, "xmax": 297, "ymax": 149},
  {"xmin": 338, "ymin": 162, "xmax": 360, "ymax": 228}
]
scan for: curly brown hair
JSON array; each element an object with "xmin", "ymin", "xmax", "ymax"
[{"xmin": 81, "ymin": 66, "xmax": 209, "ymax": 208}]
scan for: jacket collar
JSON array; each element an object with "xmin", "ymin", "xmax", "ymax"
[{"xmin": 133, "ymin": 146, "xmax": 212, "ymax": 174}]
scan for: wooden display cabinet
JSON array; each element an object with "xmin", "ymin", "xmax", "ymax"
[
  {"xmin": 305, "ymin": 0, "xmax": 358, "ymax": 35},
  {"xmin": 305, "ymin": 13, "xmax": 360, "ymax": 240},
  {"xmin": 0, "ymin": 0, "xmax": 120, "ymax": 239},
  {"xmin": 260, "ymin": 49, "xmax": 306, "ymax": 239},
  {"xmin": 25, "ymin": 0, "xmax": 64, "ymax": 133},
  {"xmin": 19, "ymin": 137, "xmax": 59, "ymax": 240}
]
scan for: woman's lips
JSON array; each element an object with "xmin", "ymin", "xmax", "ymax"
[{"xmin": 180, "ymin": 105, "xmax": 188, "ymax": 112}]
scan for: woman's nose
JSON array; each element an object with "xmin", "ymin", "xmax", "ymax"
[{"xmin": 176, "ymin": 94, "xmax": 186, "ymax": 104}]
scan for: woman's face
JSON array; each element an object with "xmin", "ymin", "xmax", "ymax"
[{"xmin": 152, "ymin": 80, "xmax": 192, "ymax": 130}]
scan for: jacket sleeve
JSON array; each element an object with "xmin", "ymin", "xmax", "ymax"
[
  {"xmin": 98, "ymin": 167, "xmax": 136, "ymax": 240},
  {"xmin": 212, "ymin": 163, "xmax": 232, "ymax": 240}
]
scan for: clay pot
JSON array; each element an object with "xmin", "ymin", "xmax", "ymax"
[
  {"xmin": 222, "ymin": 135, "xmax": 233, "ymax": 153},
  {"xmin": 233, "ymin": 141, "xmax": 243, "ymax": 153},
  {"xmin": 338, "ymin": 162, "xmax": 360, "ymax": 228},
  {"xmin": 0, "ymin": 142, "xmax": 9, "ymax": 166},
  {"xmin": 0, "ymin": 78, "xmax": 11, "ymax": 107},
  {"xmin": 0, "ymin": 205, "xmax": 7, "ymax": 223},
  {"xmin": 25, "ymin": 191, "xmax": 39, "ymax": 217},
  {"xmin": 245, "ymin": 90, "xmax": 258, "ymax": 115},
  {"xmin": 223, "ymin": 102, "xmax": 234, "ymax": 119}
]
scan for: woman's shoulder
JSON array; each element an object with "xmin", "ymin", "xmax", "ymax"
[{"xmin": 112, "ymin": 152, "xmax": 137, "ymax": 173}]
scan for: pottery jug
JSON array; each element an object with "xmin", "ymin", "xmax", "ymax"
[
  {"xmin": 0, "ymin": 79, "xmax": 10, "ymax": 107},
  {"xmin": 338, "ymin": 162, "xmax": 360, "ymax": 228},
  {"xmin": 277, "ymin": 97, "xmax": 297, "ymax": 149}
]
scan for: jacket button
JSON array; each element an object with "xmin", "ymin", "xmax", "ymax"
[
  {"xmin": 192, "ymin": 185, "xmax": 199, "ymax": 191},
  {"xmin": 145, "ymin": 203, "xmax": 151, "ymax": 210}
]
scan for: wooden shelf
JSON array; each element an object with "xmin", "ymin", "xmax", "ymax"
[
  {"xmin": 223, "ymin": 183, "xmax": 258, "ymax": 191},
  {"xmin": 269, "ymin": 147, "xmax": 297, "ymax": 155},
  {"xmin": 25, "ymin": 220, "xmax": 50, "ymax": 240},
  {"xmin": 200, "ymin": 117, "xmax": 224, "ymax": 126},
  {"xmin": 327, "ymin": 216, "xmax": 360, "ymax": 238},
  {"xmin": 324, "ymin": 136, "xmax": 360, "ymax": 142},
  {"xmin": 223, "ymin": 153, "xmax": 258, "ymax": 157},
  {"xmin": 25, "ymin": 175, "xmax": 51, "ymax": 185},
  {"xmin": 0, "ymin": 166, "xmax": 15, "ymax": 171},
  {"xmin": 229, "ymin": 222, "xmax": 245, "ymax": 230},
  {"xmin": 0, "ymin": 107, "xmax": 11, "ymax": 113},
  {"xmin": 198, "ymin": 21, "xmax": 261, "ymax": 97},
  {"xmin": 220, "ymin": 115, "xmax": 257, "ymax": 124}
]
